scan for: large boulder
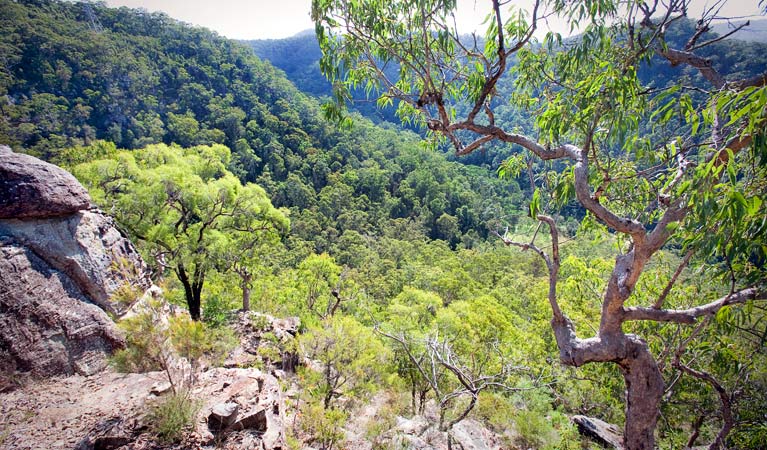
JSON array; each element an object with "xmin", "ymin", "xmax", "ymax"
[
  {"xmin": 0, "ymin": 147, "xmax": 151, "ymax": 378},
  {"xmin": 0, "ymin": 211, "xmax": 150, "ymax": 315},
  {"xmin": 0, "ymin": 145, "xmax": 91, "ymax": 219},
  {"xmin": 572, "ymin": 415, "xmax": 624, "ymax": 449}
]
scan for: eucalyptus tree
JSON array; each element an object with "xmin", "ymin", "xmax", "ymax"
[
  {"xmin": 311, "ymin": 0, "xmax": 767, "ymax": 448},
  {"xmin": 74, "ymin": 143, "xmax": 288, "ymax": 319}
]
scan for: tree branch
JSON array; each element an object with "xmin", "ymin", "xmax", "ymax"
[{"xmin": 624, "ymin": 287, "xmax": 765, "ymax": 324}]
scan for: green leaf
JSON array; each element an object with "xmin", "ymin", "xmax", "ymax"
[{"xmin": 529, "ymin": 187, "xmax": 541, "ymax": 218}]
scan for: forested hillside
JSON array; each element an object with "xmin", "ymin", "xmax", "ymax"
[
  {"xmin": 0, "ymin": 0, "xmax": 526, "ymax": 250},
  {"xmin": 248, "ymin": 19, "xmax": 767, "ymax": 167},
  {"xmin": 2, "ymin": 0, "xmax": 766, "ymax": 449}
]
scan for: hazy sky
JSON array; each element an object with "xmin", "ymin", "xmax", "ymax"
[{"xmin": 103, "ymin": 0, "xmax": 763, "ymax": 40}]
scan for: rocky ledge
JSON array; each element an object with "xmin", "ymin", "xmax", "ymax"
[{"xmin": 0, "ymin": 367, "xmax": 285, "ymax": 450}]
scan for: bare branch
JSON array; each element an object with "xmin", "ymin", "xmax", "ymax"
[
  {"xmin": 656, "ymin": 47, "xmax": 725, "ymax": 89},
  {"xmin": 689, "ymin": 20, "xmax": 749, "ymax": 52},
  {"xmin": 653, "ymin": 250, "xmax": 694, "ymax": 309}
]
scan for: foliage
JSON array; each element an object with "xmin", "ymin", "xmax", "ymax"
[
  {"xmin": 298, "ymin": 314, "xmax": 389, "ymax": 408},
  {"xmin": 169, "ymin": 315, "xmax": 238, "ymax": 371},
  {"xmin": 110, "ymin": 299, "xmax": 171, "ymax": 374},
  {"xmin": 2, "ymin": 0, "xmax": 526, "ymax": 254},
  {"xmin": 6, "ymin": 0, "xmax": 767, "ymax": 447},
  {"xmin": 112, "ymin": 297, "xmax": 236, "ymax": 389},
  {"xmin": 299, "ymin": 403, "xmax": 347, "ymax": 450},
  {"xmin": 311, "ymin": 0, "xmax": 767, "ymax": 448},
  {"xmin": 72, "ymin": 143, "xmax": 288, "ymax": 319},
  {"xmin": 146, "ymin": 391, "xmax": 202, "ymax": 444}
]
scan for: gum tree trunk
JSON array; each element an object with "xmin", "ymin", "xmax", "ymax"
[{"xmin": 619, "ymin": 338, "xmax": 664, "ymax": 450}]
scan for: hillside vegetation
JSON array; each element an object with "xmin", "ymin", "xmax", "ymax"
[{"xmin": 2, "ymin": 0, "xmax": 766, "ymax": 449}]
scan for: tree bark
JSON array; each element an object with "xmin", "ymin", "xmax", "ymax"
[
  {"xmin": 241, "ymin": 271, "xmax": 252, "ymax": 312},
  {"xmin": 619, "ymin": 337, "xmax": 664, "ymax": 450},
  {"xmin": 242, "ymin": 285, "xmax": 251, "ymax": 312},
  {"xmin": 176, "ymin": 263, "xmax": 201, "ymax": 320}
]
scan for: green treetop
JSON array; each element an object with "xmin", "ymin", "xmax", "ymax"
[{"xmin": 73, "ymin": 143, "xmax": 289, "ymax": 319}]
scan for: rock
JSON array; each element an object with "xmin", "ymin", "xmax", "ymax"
[
  {"xmin": 572, "ymin": 415, "xmax": 624, "ymax": 449},
  {"xmin": 74, "ymin": 416, "xmax": 137, "ymax": 450},
  {"xmin": 0, "ymin": 210, "xmax": 151, "ymax": 315},
  {"xmin": 0, "ymin": 367, "xmax": 287, "ymax": 450},
  {"xmin": 226, "ymin": 311, "xmax": 301, "ymax": 372},
  {"xmin": 395, "ymin": 415, "xmax": 431, "ymax": 435},
  {"xmin": 0, "ymin": 145, "xmax": 91, "ymax": 219},
  {"xmin": 208, "ymin": 402, "xmax": 240, "ymax": 432},
  {"xmin": 195, "ymin": 368, "xmax": 286, "ymax": 449},
  {"xmin": 231, "ymin": 408, "xmax": 267, "ymax": 432},
  {"xmin": 148, "ymin": 381, "xmax": 173, "ymax": 397},
  {"xmin": 0, "ymin": 151, "xmax": 152, "ymax": 377},
  {"xmin": 452, "ymin": 419, "xmax": 503, "ymax": 450},
  {"xmin": 0, "ymin": 240, "xmax": 125, "ymax": 376}
]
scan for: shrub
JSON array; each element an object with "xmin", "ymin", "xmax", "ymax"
[
  {"xmin": 110, "ymin": 303, "xmax": 168, "ymax": 373},
  {"xmin": 202, "ymin": 294, "xmax": 233, "ymax": 328},
  {"xmin": 147, "ymin": 391, "xmax": 201, "ymax": 444},
  {"xmin": 475, "ymin": 391, "xmax": 516, "ymax": 432},
  {"xmin": 169, "ymin": 316, "xmax": 238, "ymax": 371},
  {"xmin": 250, "ymin": 313, "xmax": 272, "ymax": 331},
  {"xmin": 300, "ymin": 403, "xmax": 347, "ymax": 450}
]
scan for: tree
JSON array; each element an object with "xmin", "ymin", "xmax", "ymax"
[
  {"xmin": 312, "ymin": 0, "xmax": 767, "ymax": 448},
  {"xmin": 298, "ymin": 314, "xmax": 388, "ymax": 408},
  {"xmin": 73, "ymin": 143, "xmax": 288, "ymax": 319}
]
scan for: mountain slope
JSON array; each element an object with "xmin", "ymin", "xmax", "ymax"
[{"xmin": 0, "ymin": 0, "xmax": 525, "ymax": 251}]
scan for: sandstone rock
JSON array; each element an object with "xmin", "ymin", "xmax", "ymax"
[
  {"xmin": 572, "ymin": 415, "xmax": 624, "ymax": 449},
  {"xmin": 0, "ymin": 367, "xmax": 287, "ymax": 450},
  {"xmin": 226, "ymin": 311, "xmax": 301, "ymax": 372},
  {"xmin": 231, "ymin": 408, "xmax": 267, "ymax": 432},
  {"xmin": 0, "ymin": 151, "xmax": 151, "ymax": 378},
  {"xmin": 208, "ymin": 402, "xmax": 240, "ymax": 432},
  {"xmin": 148, "ymin": 381, "xmax": 173, "ymax": 397},
  {"xmin": 395, "ymin": 415, "xmax": 431, "ymax": 435},
  {"xmin": 452, "ymin": 419, "xmax": 503, "ymax": 450},
  {"xmin": 0, "ymin": 145, "xmax": 91, "ymax": 219},
  {"xmin": 195, "ymin": 368, "xmax": 286, "ymax": 449},
  {"xmin": 0, "ymin": 210, "xmax": 151, "ymax": 315},
  {"xmin": 0, "ymin": 240, "xmax": 125, "ymax": 376}
]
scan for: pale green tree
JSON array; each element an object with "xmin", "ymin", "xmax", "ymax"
[
  {"xmin": 380, "ymin": 292, "xmax": 532, "ymax": 441},
  {"xmin": 73, "ymin": 143, "xmax": 288, "ymax": 319},
  {"xmin": 298, "ymin": 314, "xmax": 389, "ymax": 409}
]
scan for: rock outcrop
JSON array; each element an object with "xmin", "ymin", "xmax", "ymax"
[
  {"xmin": 572, "ymin": 415, "xmax": 624, "ymax": 449},
  {"xmin": 0, "ymin": 146, "xmax": 150, "ymax": 379},
  {"xmin": 225, "ymin": 311, "xmax": 300, "ymax": 372},
  {"xmin": 0, "ymin": 145, "xmax": 90, "ymax": 218}
]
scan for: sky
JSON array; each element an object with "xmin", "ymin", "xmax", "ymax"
[{"xmin": 103, "ymin": 0, "xmax": 764, "ymax": 40}]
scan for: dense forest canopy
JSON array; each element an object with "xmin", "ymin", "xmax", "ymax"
[{"xmin": 2, "ymin": 0, "xmax": 766, "ymax": 448}]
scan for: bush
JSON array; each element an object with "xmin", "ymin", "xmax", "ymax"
[
  {"xmin": 169, "ymin": 315, "xmax": 238, "ymax": 370},
  {"xmin": 147, "ymin": 391, "xmax": 201, "ymax": 444},
  {"xmin": 300, "ymin": 403, "xmax": 347, "ymax": 450},
  {"xmin": 110, "ymin": 303, "xmax": 168, "ymax": 373},
  {"xmin": 202, "ymin": 294, "xmax": 234, "ymax": 328},
  {"xmin": 111, "ymin": 302, "xmax": 237, "ymax": 390},
  {"xmin": 510, "ymin": 388, "xmax": 580, "ymax": 450},
  {"xmin": 475, "ymin": 391, "xmax": 516, "ymax": 432}
]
